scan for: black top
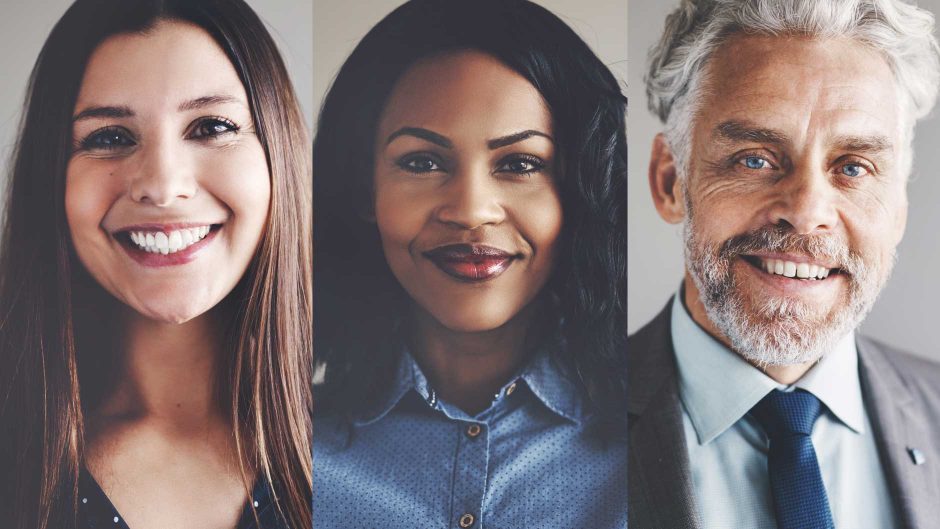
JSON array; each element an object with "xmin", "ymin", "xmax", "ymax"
[{"xmin": 77, "ymin": 469, "xmax": 288, "ymax": 529}]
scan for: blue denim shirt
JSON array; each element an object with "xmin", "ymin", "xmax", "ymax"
[{"xmin": 314, "ymin": 348, "xmax": 627, "ymax": 529}]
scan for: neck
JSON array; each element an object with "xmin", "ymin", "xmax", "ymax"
[
  {"xmin": 97, "ymin": 306, "xmax": 227, "ymax": 425},
  {"xmin": 409, "ymin": 303, "xmax": 539, "ymax": 415},
  {"xmin": 682, "ymin": 274, "xmax": 813, "ymax": 385}
]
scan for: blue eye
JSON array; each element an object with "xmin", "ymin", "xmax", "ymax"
[
  {"xmin": 840, "ymin": 163, "xmax": 866, "ymax": 178},
  {"xmin": 80, "ymin": 127, "xmax": 135, "ymax": 151},
  {"xmin": 187, "ymin": 117, "xmax": 239, "ymax": 140},
  {"xmin": 742, "ymin": 155, "xmax": 770, "ymax": 170},
  {"xmin": 397, "ymin": 155, "xmax": 441, "ymax": 173}
]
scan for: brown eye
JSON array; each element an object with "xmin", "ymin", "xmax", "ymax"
[
  {"xmin": 397, "ymin": 154, "xmax": 443, "ymax": 174},
  {"xmin": 80, "ymin": 126, "xmax": 136, "ymax": 152},
  {"xmin": 496, "ymin": 154, "xmax": 545, "ymax": 175},
  {"xmin": 187, "ymin": 117, "xmax": 239, "ymax": 140}
]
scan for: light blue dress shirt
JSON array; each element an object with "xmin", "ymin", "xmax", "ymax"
[
  {"xmin": 670, "ymin": 294, "xmax": 898, "ymax": 529},
  {"xmin": 314, "ymin": 347, "xmax": 627, "ymax": 529}
]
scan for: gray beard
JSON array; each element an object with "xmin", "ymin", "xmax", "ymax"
[{"xmin": 682, "ymin": 204, "xmax": 892, "ymax": 367}]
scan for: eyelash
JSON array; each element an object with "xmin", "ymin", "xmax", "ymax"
[
  {"xmin": 396, "ymin": 152, "xmax": 443, "ymax": 174},
  {"xmin": 75, "ymin": 116, "xmax": 240, "ymax": 153},
  {"xmin": 733, "ymin": 153, "xmax": 777, "ymax": 172},
  {"xmin": 496, "ymin": 154, "xmax": 546, "ymax": 176},
  {"xmin": 186, "ymin": 116, "xmax": 240, "ymax": 140},
  {"xmin": 394, "ymin": 153, "xmax": 547, "ymax": 176}
]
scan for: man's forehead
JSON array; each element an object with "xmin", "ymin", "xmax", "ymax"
[{"xmin": 696, "ymin": 33, "xmax": 903, "ymax": 146}]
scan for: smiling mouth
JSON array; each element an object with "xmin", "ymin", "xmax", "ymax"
[
  {"xmin": 741, "ymin": 255, "xmax": 844, "ymax": 281},
  {"xmin": 423, "ymin": 244, "xmax": 518, "ymax": 282},
  {"xmin": 115, "ymin": 224, "xmax": 222, "ymax": 267}
]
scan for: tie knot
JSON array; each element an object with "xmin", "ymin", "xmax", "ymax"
[{"xmin": 751, "ymin": 389, "xmax": 824, "ymax": 438}]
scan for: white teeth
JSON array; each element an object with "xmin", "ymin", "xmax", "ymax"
[
  {"xmin": 168, "ymin": 231, "xmax": 182, "ymax": 252},
  {"xmin": 759, "ymin": 258, "xmax": 833, "ymax": 281},
  {"xmin": 796, "ymin": 263, "xmax": 810, "ymax": 278},
  {"xmin": 126, "ymin": 225, "xmax": 213, "ymax": 254},
  {"xmin": 155, "ymin": 232, "xmax": 169, "ymax": 255}
]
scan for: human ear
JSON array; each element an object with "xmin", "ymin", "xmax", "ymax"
[{"xmin": 649, "ymin": 133, "xmax": 686, "ymax": 224}]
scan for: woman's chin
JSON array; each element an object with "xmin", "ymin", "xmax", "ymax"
[
  {"xmin": 429, "ymin": 309, "xmax": 517, "ymax": 334},
  {"xmin": 127, "ymin": 301, "xmax": 213, "ymax": 325}
]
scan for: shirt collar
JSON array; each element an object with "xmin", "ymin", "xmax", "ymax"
[
  {"xmin": 353, "ymin": 344, "xmax": 583, "ymax": 426},
  {"xmin": 671, "ymin": 291, "xmax": 864, "ymax": 445}
]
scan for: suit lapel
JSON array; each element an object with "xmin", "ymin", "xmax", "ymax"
[
  {"xmin": 628, "ymin": 301, "xmax": 702, "ymax": 529},
  {"xmin": 858, "ymin": 339, "xmax": 940, "ymax": 529}
]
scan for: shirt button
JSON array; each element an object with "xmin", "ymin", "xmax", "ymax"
[
  {"xmin": 459, "ymin": 513, "xmax": 475, "ymax": 527},
  {"xmin": 465, "ymin": 423, "xmax": 482, "ymax": 438},
  {"xmin": 506, "ymin": 382, "xmax": 517, "ymax": 396}
]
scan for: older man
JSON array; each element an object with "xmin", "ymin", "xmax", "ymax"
[{"xmin": 628, "ymin": 0, "xmax": 940, "ymax": 528}]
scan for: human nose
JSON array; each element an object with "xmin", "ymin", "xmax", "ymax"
[
  {"xmin": 128, "ymin": 138, "xmax": 197, "ymax": 206},
  {"xmin": 435, "ymin": 167, "xmax": 506, "ymax": 229},
  {"xmin": 766, "ymin": 163, "xmax": 839, "ymax": 234}
]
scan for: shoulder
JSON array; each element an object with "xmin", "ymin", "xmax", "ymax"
[
  {"xmin": 627, "ymin": 299, "xmax": 673, "ymax": 352},
  {"xmin": 626, "ymin": 299, "xmax": 678, "ymax": 416},
  {"xmin": 857, "ymin": 334, "xmax": 940, "ymax": 405}
]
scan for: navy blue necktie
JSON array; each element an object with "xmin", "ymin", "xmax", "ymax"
[{"xmin": 750, "ymin": 389, "xmax": 835, "ymax": 529}]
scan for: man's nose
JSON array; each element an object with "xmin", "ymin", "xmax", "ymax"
[{"xmin": 766, "ymin": 163, "xmax": 839, "ymax": 234}]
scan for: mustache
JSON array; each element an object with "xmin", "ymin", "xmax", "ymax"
[{"xmin": 717, "ymin": 224, "xmax": 861, "ymax": 274}]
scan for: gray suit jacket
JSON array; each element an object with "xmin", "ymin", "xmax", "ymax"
[{"xmin": 628, "ymin": 299, "xmax": 940, "ymax": 529}]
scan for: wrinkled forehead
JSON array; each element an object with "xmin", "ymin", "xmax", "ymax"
[{"xmin": 694, "ymin": 34, "xmax": 905, "ymax": 151}]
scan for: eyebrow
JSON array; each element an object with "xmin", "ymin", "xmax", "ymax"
[
  {"xmin": 715, "ymin": 120, "xmax": 893, "ymax": 155},
  {"xmin": 715, "ymin": 120, "xmax": 790, "ymax": 145},
  {"xmin": 177, "ymin": 94, "xmax": 242, "ymax": 112},
  {"xmin": 72, "ymin": 94, "xmax": 242, "ymax": 122},
  {"xmin": 72, "ymin": 105, "xmax": 133, "ymax": 122},
  {"xmin": 487, "ymin": 129, "xmax": 554, "ymax": 149},
  {"xmin": 830, "ymin": 134, "xmax": 894, "ymax": 155},
  {"xmin": 386, "ymin": 127, "xmax": 452, "ymax": 148},
  {"xmin": 385, "ymin": 127, "xmax": 554, "ymax": 150}
]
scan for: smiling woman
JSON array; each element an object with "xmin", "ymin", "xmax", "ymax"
[
  {"xmin": 313, "ymin": 1, "xmax": 627, "ymax": 527},
  {"xmin": 0, "ymin": 2, "xmax": 311, "ymax": 529}
]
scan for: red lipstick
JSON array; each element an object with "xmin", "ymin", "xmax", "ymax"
[{"xmin": 423, "ymin": 244, "xmax": 516, "ymax": 282}]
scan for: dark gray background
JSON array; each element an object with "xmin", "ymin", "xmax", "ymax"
[
  {"xmin": 0, "ymin": 0, "xmax": 313, "ymax": 195},
  {"xmin": 627, "ymin": 0, "xmax": 940, "ymax": 360}
]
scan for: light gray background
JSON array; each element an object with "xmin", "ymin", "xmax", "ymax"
[
  {"xmin": 0, "ymin": 0, "xmax": 313, "ymax": 192},
  {"xmin": 627, "ymin": 0, "xmax": 940, "ymax": 360},
  {"xmin": 313, "ymin": 0, "xmax": 628, "ymax": 127}
]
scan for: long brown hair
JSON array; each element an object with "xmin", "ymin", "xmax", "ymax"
[{"xmin": 0, "ymin": 1, "xmax": 311, "ymax": 528}]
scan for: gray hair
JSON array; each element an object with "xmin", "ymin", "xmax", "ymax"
[{"xmin": 646, "ymin": 0, "xmax": 940, "ymax": 176}]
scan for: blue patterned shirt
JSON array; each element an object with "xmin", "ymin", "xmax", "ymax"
[{"xmin": 314, "ymin": 348, "xmax": 627, "ymax": 528}]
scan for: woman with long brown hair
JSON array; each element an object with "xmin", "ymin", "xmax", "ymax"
[{"xmin": 0, "ymin": 1, "xmax": 311, "ymax": 528}]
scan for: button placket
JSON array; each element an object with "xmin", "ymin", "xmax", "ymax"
[{"xmin": 451, "ymin": 421, "xmax": 489, "ymax": 528}]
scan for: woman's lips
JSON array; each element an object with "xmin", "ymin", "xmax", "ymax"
[
  {"xmin": 423, "ymin": 244, "xmax": 516, "ymax": 282},
  {"xmin": 116, "ymin": 224, "xmax": 220, "ymax": 267}
]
